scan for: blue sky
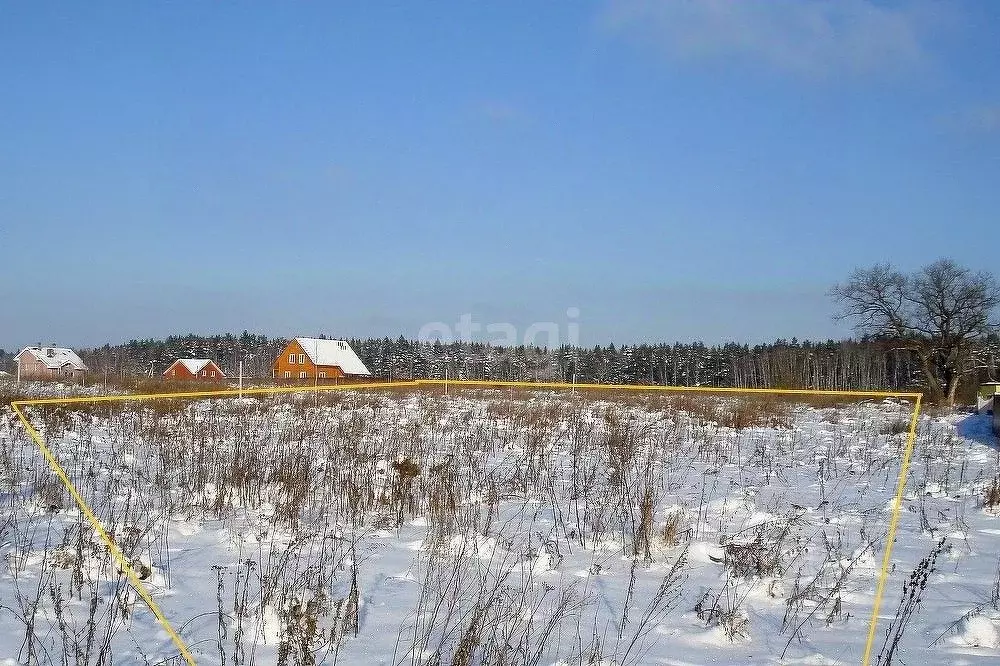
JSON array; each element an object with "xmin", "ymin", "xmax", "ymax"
[{"xmin": 2, "ymin": 1, "xmax": 998, "ymax": 351}]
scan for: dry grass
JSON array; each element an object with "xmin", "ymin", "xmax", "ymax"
[
  {"xmin": 660, "ymin": 511, "xmax": 688, "ymax": 547},
  {"xmin": 883, "ymin": 418, "xmax": 912, "ymax": 436},
  {"xmin": 985, "ymin": 476, "xmax": 1000, "ymax": 510},
  {"xmin": 1, "ymin": 383, "xmax": 934, "ymax": 665}
]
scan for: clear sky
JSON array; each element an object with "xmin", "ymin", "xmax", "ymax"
[{"xmin": 2, "ymin": 1, "xmax": 998, "ymax": 352}]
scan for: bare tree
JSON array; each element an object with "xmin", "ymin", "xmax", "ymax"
[{"xmin": 829, "ymin": 259, "xmax": 1000, "ymax": 405}]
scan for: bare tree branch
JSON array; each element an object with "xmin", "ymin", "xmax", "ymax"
[{"xmin": 829, "ymin": 259, "xmax": 1000, "ymax": 404}]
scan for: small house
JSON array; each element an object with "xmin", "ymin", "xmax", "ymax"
[
  {"xmin": 978, "ymin": 383, "xmax": 1000, "ymax": 437},
  {"xmin": 163, "ymin": 359, "xmax": 226, "ymax": 381},
  {"xmin": 978, "ymin": 383, "xmax": 1000, "ymax": 414},
  {"xmin": 272, "ymin": 337, "xmax": 371, "ymax": 380},
  {"xmin": 15, "ymin": 346, "xmax": 89, "ymax": 382}
]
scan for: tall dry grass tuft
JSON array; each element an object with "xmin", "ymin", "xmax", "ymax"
[{"xmin": 984, "ymin": 476, "xmax": 1000, "ymax": 510}]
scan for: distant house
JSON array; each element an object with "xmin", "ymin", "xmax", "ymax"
[
  {"xmin": 272, "ymin": 337, "xmax": 371, "ymax": 380},
  {"xmin": 163, "ymin": 359, "xmax": 226, "ymax": 381},
  {"xmin": 983, "ymin": 383, "xmax": 1000, "ymax": 437},
  {"xmin": 978, "ymin": 383, "xmax": 1000, "ymax": 438},
  {"xmin": 979, "ymin": 383, "xmax": 1000, "ymax": 413},
  {"xmin": 15, "ymin": 346, "xmax": 89, "ymax": 382}
]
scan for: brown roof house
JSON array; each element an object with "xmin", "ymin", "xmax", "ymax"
[{"xmin": 15, "ymin": 346, "xmax": 89, "ymax": 382}]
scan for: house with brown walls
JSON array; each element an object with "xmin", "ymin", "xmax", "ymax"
[
  {"xmin": 272, "ymin": 337, "xmax": 371, "ymax": 380},
  {"xmin": 163, "ymin": 358, "xmax": 226, "ymax": 381},
  {"xmin": 15, "ymin": 346, "xmax": 89, "ymax": 382}
]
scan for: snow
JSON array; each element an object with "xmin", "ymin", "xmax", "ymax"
[
  {"xmin": 295, "ymin": 337, "xmax": 371, "ymax": 375},
  {"xmin": 1, "ymin": 388, "xmax": 999, "ymax": 665},
  {"xmin": 14, "ymin": 345, "xmax": 88, "ymax": 371},
  {"xmin": 955, "ymin": 614, "xmax": 1000, "ymax": 649},
  {"xmin": 174, "ymin": 358, "xmax": 214, "ymax": 375}
]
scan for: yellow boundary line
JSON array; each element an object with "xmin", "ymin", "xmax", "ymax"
[
  {"xmin": 9, "ymin": 380, "xmax": 922, "ymax": 665},
  {"xmin": 10, "ymin": 402, "xmax": 198, "ymax": 665}
]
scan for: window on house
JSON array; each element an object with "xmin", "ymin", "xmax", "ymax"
[
  {"xmin": 171, "ymin": 370, "xmax": 175, "ymax": 377},
  {"xmin": 289, "ymin": 354, "xmax": 296, "ymax": 364},
  {"xmin": 211, "ymin": 371, "xmax": 216, "ymax": 378},
  {"xmin": 299, "ymin": 371, "xmax": 307, "ymax": 379},
  {"xmin": 283, "ymin": 371, "xmax": 291, "ymax": 378},
  {"xmin": 298, "ymin": 354, "xmax": 305, "ymax": 364},
  {"xmin": 319, "ymin": 371, "xmax": 326, "ymax": 379},
  {"xmin": 202, "ymin": 370, "xmax": 207, "ymax": 377}
]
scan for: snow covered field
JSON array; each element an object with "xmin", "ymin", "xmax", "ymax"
[{"xmin": 2, "ymin": 386, "xmax": 999, "ymax": 665}]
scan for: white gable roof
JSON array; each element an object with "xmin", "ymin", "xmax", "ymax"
[
  {"xmin": 295, "ymin": 338, "xmax": 371, "ymax": 376},
  {"xmin": 176, "ymin": 359, "xmax": 214, "ymax": 375},
  {"xmin": 16, "ymin": 346, "xmax": 89, "ymax": 371}
]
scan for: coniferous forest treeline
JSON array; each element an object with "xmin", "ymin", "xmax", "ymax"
[{"xmin": 5, "ymin": 332, "xmax": 997, "ymax": 402}]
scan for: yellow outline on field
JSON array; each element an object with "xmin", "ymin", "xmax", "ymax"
[{"xmin": 9, "ymin": 380, "xmax": 922, "ymax": 666}]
